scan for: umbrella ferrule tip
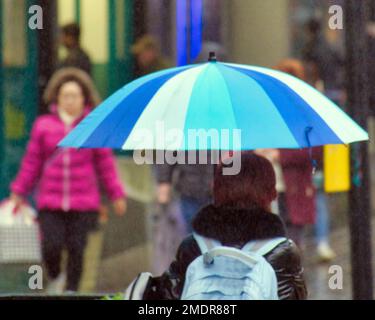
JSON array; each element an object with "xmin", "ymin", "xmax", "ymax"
[{"xmin": 208, "ymin": 51, "xmax": 217, "ymax": 62}]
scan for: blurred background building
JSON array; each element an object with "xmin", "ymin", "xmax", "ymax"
[{"xmin": 0, "ymin": 0, "xmax": 374, "ymax": 298}]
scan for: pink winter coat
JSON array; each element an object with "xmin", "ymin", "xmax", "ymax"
[{"xmin": 11, "ymin": 106, "xmax": 126, "ymax": 212}]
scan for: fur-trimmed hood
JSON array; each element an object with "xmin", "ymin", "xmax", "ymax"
[
  {"xmin": 192, "ymin": 204, "xmax": 286, "ymax": 246},
  {"xmin": 43, "ymin": 67, "xmax": 101, "ymax": 107}
]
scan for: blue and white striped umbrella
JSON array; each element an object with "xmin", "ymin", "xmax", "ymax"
[{"xmin": 59, "ymin": 60, "xmax": 368, "ymax": 150}]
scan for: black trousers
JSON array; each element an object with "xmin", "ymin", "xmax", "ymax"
[{"xmin": 38, "ymin": 210, "xmax": 98, "ymax": 291}]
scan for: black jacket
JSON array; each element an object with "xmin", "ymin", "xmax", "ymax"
[
  {"xmin": 144, "ymin": 205, "xmax": 307, "ymax": 300},
  {"xmin": 155, "ymin": 151, "xmax": 214, "ymax": 201},
  {"xmin": 57, "ymin": 47, "xmax": 92, "ymax": 76}
]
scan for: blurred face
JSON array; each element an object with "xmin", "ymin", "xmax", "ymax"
[
  {"xmin": 57, "ymin": 81, "xmax": 85, "ymax": 117},
  {"xmin": 136, "ymin": 48, "xmax": 157, "ymax": 69},
  {"xmin": 61, "ymin": 33, "xmax": 77, "ymax": 49}
]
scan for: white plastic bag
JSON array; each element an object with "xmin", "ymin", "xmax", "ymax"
[
  {"xmin": 0, "ymin": 199, "xmax": 42, "ymax": 263},
  {"xmin": 0, "ymin": 199, "xmax": 37, "ymax": 226}
]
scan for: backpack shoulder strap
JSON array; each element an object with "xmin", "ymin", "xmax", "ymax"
[
  {"xmin": 242, "ymin": 237, "xmax": 288, "ymax": 256},
  {"xmin": 124, "ymin": 272, "xmax": 152, "ymax": 300},
  {"xmin": 193, "ymin": 232, "xmax": 221, "ymax": 254}
]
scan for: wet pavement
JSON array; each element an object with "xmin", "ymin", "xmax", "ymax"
[
  {"xmin": 92, "ymin": 214, "xmax": 375, "ymax": 300},
  {"xmin": 1, "ymin": 198, "xmax": 374, "ymax": 299},
  {"xmin": 303, "ymin": 216, "xmax": 375, "ymax": 300}
]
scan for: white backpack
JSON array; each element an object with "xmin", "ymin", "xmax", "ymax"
[{"xmin": 181, "ymin": 233, "xmax": 287, "ymax": 300}]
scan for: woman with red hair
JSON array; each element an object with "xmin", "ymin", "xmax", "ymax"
[
  {"xmin": 141, "ymin": 152, "xmax": 307, "ymax": 300},
  {"xmin": 276, "ymin": 58, "xmax": 335, "ymax": 260},
  {"xmin": 270, "ymin": 59, "xmax": 323, "ymax": 249}
]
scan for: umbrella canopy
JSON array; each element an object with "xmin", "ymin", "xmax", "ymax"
[{"xmin": 59, "ymin": 58, "xmax": 368, "ymax": 150}]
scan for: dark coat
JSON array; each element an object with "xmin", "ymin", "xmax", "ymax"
[
  {"xmin": 155, "ymin": 151, "xmax": 214, "ymax": 200},
  {"xmin": 143, "ymin": 205, "xmax": 307, "ymax": 300},
  {"xmin": 279, "ymin": 149, "xmax": 318, "ymax": 225},
  {"xmin": 57, "ymin": 47, "xmax": 92, "ymax": 76}
]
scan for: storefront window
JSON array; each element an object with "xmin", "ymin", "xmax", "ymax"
[
  {"xmin": 0, "ymin": 0, "xmax": 38, "ymax": 200},
  {"xmin": 3, "ymin": 0, "xmax": 27, "ymax": 67}
]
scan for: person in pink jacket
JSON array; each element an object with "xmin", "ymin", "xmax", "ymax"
[{"xmin": 9, "ymin": 68, "xmax": 127, "ymax": 293}]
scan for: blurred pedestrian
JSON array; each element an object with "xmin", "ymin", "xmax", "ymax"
[
  {"xmin": 155, "ymin": 152, "xmax": 214, "ymax": 234},
  {"xmin": 153, "ymin": 154, "xmax": 214, "ymax": 275},
  {"xmin": 313, "ymin": 170, "xmax": 336, "ymax": 262},
  {"xmin": 143, "ymin": 152, "xmax": 307, "ymax": 300},
  {"xmin": 131, "ymin": 35, "xmax": 179, "ymax": 275},
  {"xmin": 57, "ymin": 23, "xmax": 92, "ymax": 75},
  {"xmin": 302, "ymin": 18, "xmax": 345, "ymax": 103},
  {"xmin": 131, "ymin": 34, "xmax": 171, "ymax": 77},
  {"xmin": 9, "ymin": 68, "xmax": 127, "ymax": 293},
  {"xmin": 274, "ymin": 59, "xmax": 320, "ymax": 248},
  {"xmin": 154, "ymin": 42, "xmax": 227, "ymax": 235},
  {"xmin": 277, "ymin": 147, "xmax": 318, "ymax": 248},
  {"xmin": 305, "ymin": 59, "xmax": 336, "ymax": 262}
]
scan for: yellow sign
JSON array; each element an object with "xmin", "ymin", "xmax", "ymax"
[{"xmin": 324, "ymin": 144, "xmax": 350, "ymax": 193}]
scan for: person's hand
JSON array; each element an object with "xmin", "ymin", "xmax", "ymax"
[
  {"xmin": 157, "ymin": 183, "xmax": 171, "ymax": 205},
  {"xmin": 9, "ymin": 192, "xmax": 24, "ymax": 212},
  {"xmin": 112, "ymin": 198, "xmax": 127, "ymax": 217},
  {"xmin": 99, "ymin": 204, "xmax": 109, "ymax": 224}
]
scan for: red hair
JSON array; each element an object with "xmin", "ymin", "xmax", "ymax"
[
  {"xmin": 214, "ymin": 152, "xmax": 277, "ymax": 210},
  {"xmin": 274, "ymin": 58, "xmax": 306, "ymax": 81}
]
